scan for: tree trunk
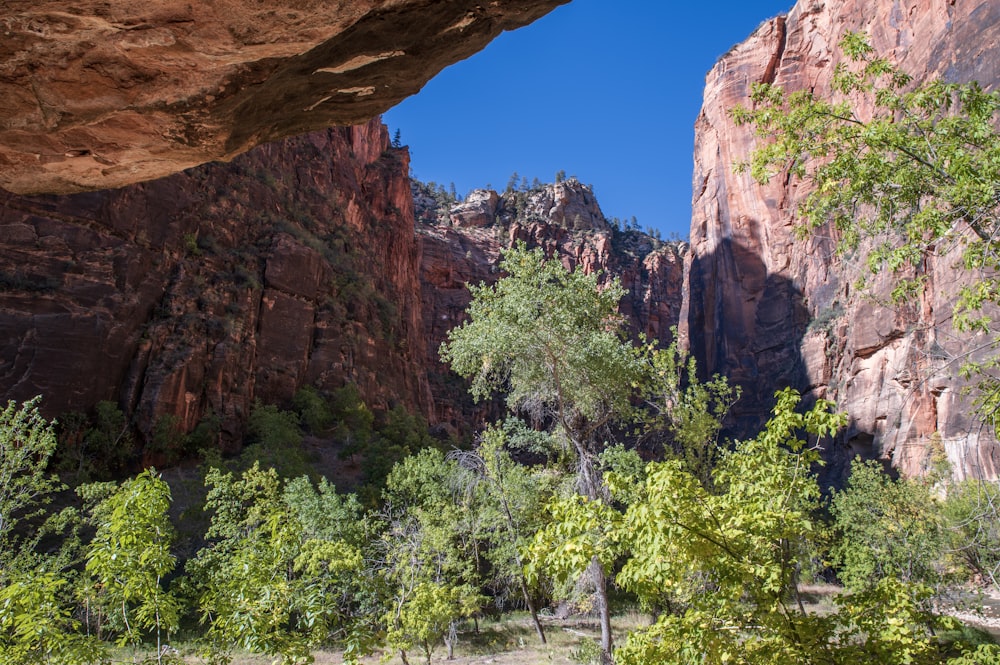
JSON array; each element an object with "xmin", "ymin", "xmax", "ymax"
[
  {"xmin": 446, "ymin": 620, "xmax": 457, "ymax": 660},
  {"xmin": 399, "ymin": 649, "xmax": 411, "ymax": 665},
  {"xmin": 519, "ymin": 576, "xmax": 547, "ymax": 643},
  {"xmin": 589, "ymin": 557, "xmax": 614, "ymax": 664}
]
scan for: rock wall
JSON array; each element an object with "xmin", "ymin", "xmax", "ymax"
[
  {"xmin": 0, "ymin": 0, "xmax": 567, "ymax": 194},
  {"xmin": 0, "ymin": 118, "xmax": 432, "ymax": 447},
  {"xmin": 686, "ymin": 0, "xmax": 1000, "ymax": 480},
  {"xmin": 0, "ymin": 135, "xmax": 685, "ymax": 452},
  {"xmin": 417, "ymin": 180, "xmax": 686, "ymax": 434}
]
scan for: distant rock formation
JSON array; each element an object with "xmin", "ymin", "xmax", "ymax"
[
  {"xmin": 416, "ymin": 179, "xmax": 685, "ymax": 433},
  {"xmin": 686, "ymin": 0, "xmax": 1000, "ymax": 480},
  {"xmin": 0, "ymin": 0, "xmax": 567, "ymax": 194}
]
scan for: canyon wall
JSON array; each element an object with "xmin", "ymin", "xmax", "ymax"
[
  {"xmin": 0, "ymin": 129, "xmax": 683, "ymax": 452},
  {"xmin": 0, "ymin": 0, "xmax": 567, "ymax": 194},
  {"xmin": 0, "ymin": 119, "xmax": 432, "ymax": 447},
  {"xmin": 686, "ymin": 0, "xmax": 1000, "ymax": 480}
]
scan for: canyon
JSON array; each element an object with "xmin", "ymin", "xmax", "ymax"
[{"xmin": 1, "ymin": 0, "xmax": 999, "ymax": 480}]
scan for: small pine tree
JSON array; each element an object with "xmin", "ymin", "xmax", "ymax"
[{"xmin": 392, "ymin": 129, "xmax": 402, "ymax": 148}]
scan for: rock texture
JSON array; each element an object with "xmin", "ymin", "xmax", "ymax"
[
  {"xmin": 0, "ymin": 118, "xmax": 432, "ymax": 446},
  {"xmin": 0, "ymin": 137, "xmax": 684, "ymax": 450},
  {"xmin": 416, "ymin": 179, "xmax": 686, "ymax": 434},
  {"xmin": 686, "ymin": 0, "xmax": 1000, "ymax": 480},
  {"xmin": 0, "ymin": 0, "xmax": 567, "ymax": 195}
]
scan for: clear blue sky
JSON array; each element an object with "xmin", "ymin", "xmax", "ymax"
[{"xmin": 383, "ymin": 0, "xmax": 792, "ymax": 239}]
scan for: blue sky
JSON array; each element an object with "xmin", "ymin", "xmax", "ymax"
[{"xmin": 383, "ymin": 0, "xmax": 792, "ymax": 238}]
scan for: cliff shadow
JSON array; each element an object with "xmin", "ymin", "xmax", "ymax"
[{"xmin": 685, "ymin": 238, "xmax": 854, "ymax": 477}]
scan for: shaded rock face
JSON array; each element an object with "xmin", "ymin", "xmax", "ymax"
[
  {"xmin": 687, "ymin": 0, "xmax": 1000, "ymax": 480},
  {"xmin": 0, "ymin": 138, "xmax": 685, "ymax": 451},
  {"xmin": 0, "ymin": 0, "xmax": 567, "ymax": 195},
  {"xmin": 0, "ymin": 119, "xmax": 432, "ymax": 446},
  {"xmin": 417, "ymin": 182, "xmax": 686, "ymax": 434}
]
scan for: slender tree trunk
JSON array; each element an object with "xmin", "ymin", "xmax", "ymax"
[
  {"xmin": 399, "ymin": 649, "xmax": 410, "ymax": 665},
  {"xmin": 446, "ymin": 620, "xmax": 457, "ymax": 660},
  {"xmin": 519, "ymin": 576, "xmax": 547, "ymax": 643},
  {"xmin": 589, "ymin": 557, "xmax": 614, "ymax": 664}
]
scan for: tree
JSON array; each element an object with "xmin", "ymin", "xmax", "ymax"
[
  {"xmin": 441, "ymin": 244, "xmax": 644, "ymax": 662},
  {"xmin": 192, "ymin": 465, "xmax": 320, "ymax": 665},
  {"xmin": 190, "ymin": 464, "xmax": 371, "ymax": 665},
  {"xmin": 942, "ymin": 479, "xmax": 1000, "ymax": 588},
  {"xmin": 449, "ymin": 423, "xmax": 557, "ymax": 644},
  {"xmin": 82, "ymin": 469, "xmax": 181, "ymax": 662},
  {"xmin": 731, "ymin": 31, "xmax": 1000, "ymax": 434},
  {"xmin": 0, "ymin": 397, "xmax": 61, "ymax": 551},
  {"xmin": 638, "ymin": 333, "xmax": 740, "ymax": 488},
  {"xmin": 379, "ymin": 449, "xmax": 482, "ymax": 664},
  {"xmin": 0, "ymin": 398, "xmax": 106, "ymax": 665},
  {"xmin": 830, "ymin": 459, "xmax": 946, "ymax": 592}
]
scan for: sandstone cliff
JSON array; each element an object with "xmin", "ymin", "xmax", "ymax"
[
  {"xmin": 0, "ymin": 119, "xmax": 432, "ymax": 447},
  {"xmin": 0, "ymin": 0, "xmax": 567, "ymax": 195},
  {"xmin": 0, "ymin": 131, "xmax": 684, "ymax": 452},
  {"xmin": 687, "ymin": 0, "xmax": 1000, "ymax": 480},
  {"xmin": 416, "ymin": 179, "xmax": 686, "ymax": 433}
]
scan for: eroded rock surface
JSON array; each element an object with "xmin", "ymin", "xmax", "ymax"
[
  {"xmin": 687, "ymin": 0, "xmax": 1000, "ymax": 480},
  {"xmin": 417, "ymin": 180, "xmax": 686, "ymax": 434},
  {"xmin": 0, "ymin": 0, "xmax": 567, "ymax": 194},
  {"xmin": 0, "ymin": 119, "xmax": 432, "ymax": 447}
]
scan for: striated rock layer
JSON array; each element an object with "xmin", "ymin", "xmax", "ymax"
[
  {"xmin": 0, "ymin": 0, "xmax": 567, "ymax": 195},
  {"xmin": 0, "ymin": 119, "xmax": 432, "ymax": 447},
  {"xmin": 686, "ymin": 0, "xmax": 1000, "ymax": 480}
]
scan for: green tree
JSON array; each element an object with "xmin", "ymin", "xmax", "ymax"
[
  {"xmin": 380, "ymin": 449, "xmax": 482, "ymax": 664},
  {"xmin": 731, "ymin": 31, "xmax": 1000, "ymax": 434},
  {"xmin": 440, "ymin": 244, "xmax": 644, "ymax": 662},
  {"xmin": 191, "ymin": 464, "xmax": 315, "ymax": 664},
  {"xmin": 941, "ymin": 479, "xmax": 1000, "ymax": 588},
  {"xmin": 82, "ymin": 469, "xmax": 181, "ymax": 662},
  {"xmin": 190, "ymin": 464, "xmax": 369, "ymax": 665},
  {"xmin": 529, "ymin": 390, "xmax": 845, "ymax": 664},
  {"xmin": 0, "ymin": 398, "xmax": 61, "ymax": 550},
  {"xmin": 639, "ymin": 333, "xmax": 740, "ymax": 488},
  {"xmin": 0, "ymin": 398, "xmax": 106, "ymax": 664},
  {"xmin": 830, "ymin": 458, "xmax": 946, "ymax": 591},
  {"xmin": 0, "ymin": 571, "xmax": 107, "ymax": 665},
  {"xmin": 449, "ymin": 424, "xmax": 557, "ymax": 644}
]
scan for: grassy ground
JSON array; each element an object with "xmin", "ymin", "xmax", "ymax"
[{"xmin": 136, "ymin": 614, "xmax": 646, "ymax": 665}]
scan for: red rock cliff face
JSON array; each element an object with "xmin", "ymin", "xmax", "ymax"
[
  {"xmin": 416, "ymin": 180, "xmax": 686, "ymax": 434},
  {"xmin": 686, "ymin": 0, "xmax": 1000, "ymax": 480},
  {"xmin": 0, "ymin": 118, "xmax": 431, "ymax": 446}
]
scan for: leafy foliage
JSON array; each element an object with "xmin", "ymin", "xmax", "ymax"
[
  {"xmin": 82, "ymin": 469, "xmax": 181, "ymax": 656},
  {"xmin": 830, "ymin": 459, "xmax": 945, "ymax": 591},
  {"xmin": 0, "ymin": 397, "xmax": 61, "ymax": 550}
]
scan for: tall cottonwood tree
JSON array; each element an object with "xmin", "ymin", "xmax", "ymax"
[{"xmin": 441, "ymin": 244, "xmax": 644, "ymax": 663}]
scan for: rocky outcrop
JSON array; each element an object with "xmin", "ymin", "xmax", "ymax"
[
  {"xmin": 0, "ymin": 0, "xmax": 567, "ymax": 195},
  {"xmin": 417, "ymin": 180, "xmax": 686, "ymax": 433},
  {"xmin": 687, "ymin": 0, "xmax": 1000, "ymax": 480},
  {"xmin": 0, "ymin": 118, "xmax": 431, "ymax": 446}
]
